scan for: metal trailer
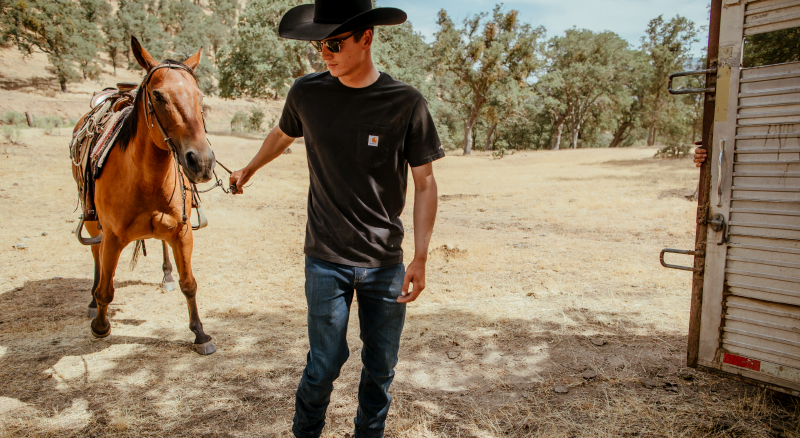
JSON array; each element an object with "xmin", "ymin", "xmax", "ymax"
[{"xmin": 662, "ymin": 0, "xmax": 800, "ymax": 396}]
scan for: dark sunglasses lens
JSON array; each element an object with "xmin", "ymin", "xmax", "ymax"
[
  {"xmin": 325, "ymin": 41, "xmax": 341, "ymax": 53},
  {"xmin": 310, "ymin": 41, "xmax": 323, "ymax": 52}
]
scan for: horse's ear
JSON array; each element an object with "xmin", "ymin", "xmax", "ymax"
[
  {"xmin": 131, "ymin": 36, "xmax": 158, "ymax": 72},
  {"xmin": 184, "ymin": 47, "xmax": 203, "ymax": 71}
]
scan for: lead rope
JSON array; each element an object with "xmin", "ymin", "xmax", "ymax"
[{"xmin": 143, "ymin": 61, "xmax": 245, "ymax": 229}]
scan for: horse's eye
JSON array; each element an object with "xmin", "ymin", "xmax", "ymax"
[{"xmin": 152, "ymin": 91, "xmax": 165, "ymax": 102}]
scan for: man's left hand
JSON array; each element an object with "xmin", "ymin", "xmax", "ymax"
[
  {"xmin": 398, "ymin": 259, "xmax": 426, "ymax": 303},
  {"xmin": 693, "ymin": 140, "xmax": 707, "ymax": 167}
]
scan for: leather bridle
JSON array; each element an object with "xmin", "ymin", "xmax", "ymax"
[{"xmin": 139, "ymin": 61, "xmax": 233, "ymax": 228}]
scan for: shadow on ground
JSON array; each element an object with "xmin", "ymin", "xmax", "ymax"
[{"xmin": 0, "ymin": 278, "xmax": 797, "ymax": 437}]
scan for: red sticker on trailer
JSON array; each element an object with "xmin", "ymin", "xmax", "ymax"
[{"xmin": 723, "ymin": 353, "xmax": 761, "ymax": 371}]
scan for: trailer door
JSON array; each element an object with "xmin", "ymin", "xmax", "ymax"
[{"xmin": 697, "ymin": 0, "xmax": 800, "ymax": 395}]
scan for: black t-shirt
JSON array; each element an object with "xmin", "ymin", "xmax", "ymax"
[{"xmin": 279, "ymin": 71, "xmax": 443, "ymax": 268}]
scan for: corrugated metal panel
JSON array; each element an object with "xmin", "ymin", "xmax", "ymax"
[
  {"xmin": 720, "ymin": 59, "xmax": 800, "ymax": 379},
  {"xmin": 743, "ymin": 0, "xmax": 800, "ymax": 35}
]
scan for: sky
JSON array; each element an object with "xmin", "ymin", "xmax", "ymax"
[{"xmin": 381, "ymin": 0, "xmax": 710, "ymax": 56}]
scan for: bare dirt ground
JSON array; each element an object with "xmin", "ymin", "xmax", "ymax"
[{"xmin": 1, "ymin": 47, "xmax": 800, "ymax": 437}]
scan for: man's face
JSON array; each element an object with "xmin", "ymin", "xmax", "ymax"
[{"xmin": 320, "ymin": 29, "xmax": 372, "ymax": 78}]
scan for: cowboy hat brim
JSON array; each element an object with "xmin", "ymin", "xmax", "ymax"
[{"xmin": 278, "ymin": 4, "xmax": 407, "ymax": 41}]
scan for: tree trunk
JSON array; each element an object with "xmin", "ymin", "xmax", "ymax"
[
  {"xmin": 60, "ymin": 79, "xmax": 67, "ymax": 93},
  {"xmin": 551, "ymin": 118, "xmax": 564, "ymax": 150},
  {"xmin": 463, "ymin": 105, "xmax": 481, "ymax": 155},
  {"xmin": 609, "ymin": 122, "xmax": 633, "ymax": 148},
  {"xmin": 571, "ymin": 119, "xmax": 581, "ymax": 149},
  {"xmin": 647, "ymin": 124, "xmax": 656, "ymax": 146},
  {"xmin": 483, "ymin": 121, "xmax": 498, "ymax": 152}
]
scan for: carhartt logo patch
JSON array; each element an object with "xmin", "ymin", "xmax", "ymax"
[{"xmin": 368, "ymin": 135, "xmax": 379, "ymax": 147}]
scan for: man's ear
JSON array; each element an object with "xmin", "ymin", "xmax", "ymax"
[
  {"xmin": 362, "ymin": 29, "xmax": 374, "ymax": 49},
  {"xmin": 184, "ymin": 46, "xmax": 203, "ymax": 71},
  {"xmin": 131, "ymin": 36, "xmax": 158, "ymax": 72}
]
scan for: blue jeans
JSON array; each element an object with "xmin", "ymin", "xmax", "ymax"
[{"xmin": 293, "ymin": 256, "xmax": 407, "ymax": 438}]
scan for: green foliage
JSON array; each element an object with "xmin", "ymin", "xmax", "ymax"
[
  {"xmin": 1, "ymin": 111, "xmax": 26, "ymax": 126},
  {"xmin": 230, "ymin": 110, "xmax": 248, "ymax": 132},
  {"xmin": 537, "ymin": 28, "xmax": 632, "ymax": 150},
  {"xmin": 1, "ymin": 125, "xmax": 22, "ymax": 144},
  {"xmin": 116, "ymin": 0, "xmax": 170, "ymax": 68},
  {"xmin": 0, "ymin": 0, "xmax": 104, "ymax": 91},
  {"xmin": 100, "ymin": 10, "xmax": 126, "ymax": 75},
  {"xmin": 38, "ymin": 115, "xmax": 63, "ymax": 135},
  {"xmin": 743, "ymin": 27, "xmax": 800, "ymax": 68},
  {"xmin": 654, "ymin": 143, "xmax": 692, "ymax": 158},
  {"xmin": 432, "ymin": 5, "xmax": 544, "ymax": 154},
  {"xmin": 247, "ymin": 106, "xmax": 265, "ymax": 132},
  {"xmin": 218, "ymin": 0, "xmax": 319, "ymax": 99},
  {"xmin": 640, "ymin": 15, "xmax": 699, "ymax": 146},
  {"xmin": 230, "ymin": 107, "xmax": 266, "ymax": 132}
]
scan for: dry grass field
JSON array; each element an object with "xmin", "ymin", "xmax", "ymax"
[{"xmin": 1, "ymin": 47, "xmax": 800, "ymax": 438}]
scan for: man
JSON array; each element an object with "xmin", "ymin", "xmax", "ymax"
[{"xmin": 229, "ymin": 1, "xmax": 443, "ymax": 437}]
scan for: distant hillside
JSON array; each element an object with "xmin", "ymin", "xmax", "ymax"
[{"xmin": 0, "ymin": 46, "xmax": 283, "ymax": 133}]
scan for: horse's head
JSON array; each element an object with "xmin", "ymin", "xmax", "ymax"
[{"xmin": 132, "ymin": 37, "xmax": 216, "ymax": 183}]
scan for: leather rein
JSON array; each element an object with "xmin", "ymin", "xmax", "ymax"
[{"xmin": 140, "ymin": 61, "xmax": 235, "ymax": 229}]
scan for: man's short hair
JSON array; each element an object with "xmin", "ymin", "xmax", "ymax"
[{"xmin": 353, "ymin": 26, "xmax": 375, "ymax": 43}]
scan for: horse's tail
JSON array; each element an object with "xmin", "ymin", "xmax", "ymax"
[{"xmin": 129, "ymin": 240, "xmax": 146, "ymax": 271}]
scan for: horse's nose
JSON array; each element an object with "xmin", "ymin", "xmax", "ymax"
[
  {"xmin": 185, "ymin": 150, "xmax": 201, "ymax": 174},
  {"xmin": 184, "ymin": 148, "xmax": 215, "ymax": 182}
]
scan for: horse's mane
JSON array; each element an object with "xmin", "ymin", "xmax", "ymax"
[{"xmin": 116, "ymin": 60, "xmax": 195, "ymax": 152}]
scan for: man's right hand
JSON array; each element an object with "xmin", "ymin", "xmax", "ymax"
[
  {"xmin": 693, "ymin": 140, "xmax": 707, "ymax": 168},
  {"xmin": 229, "ymin": 167, "xmax": 251, "ymax": 195}
]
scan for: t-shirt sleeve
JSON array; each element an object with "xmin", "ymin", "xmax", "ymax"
[
  {"xmin": 403, "ymin": 97, "xmax": 444, "ymax": 167},
  {"xmin": 278, "ymin": 79, "xmax": 304, "ymax": 138}
]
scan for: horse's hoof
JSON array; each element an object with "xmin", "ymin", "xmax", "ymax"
[
  {"xmin": 87, "ymin": 307, "xmax": 98, "ymax": 319},
  {"xmin": 192, "ymin": 339, "xmax": 216, "ymax": 355},
  {"xmin": 162, "ymin": 281, "xmax": 177, "ymax": 292},
  {"xmin": 90, "ymin": 323, "xmax": 110, "ymax": 339}
]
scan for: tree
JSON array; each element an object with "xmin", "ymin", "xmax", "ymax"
[
  {"xmin": 1, "ymin": 0, "xmax": 104, "ymax": 92},
  {"xmin": 481, "ymin": 78, "xmax": 527, "ymax": 151},
  {"xmin": 206, "ymin": 0, "xmax": 240, "ymax": 64},
  {"xmin": 432, "ymin": 5, "xmax": 543, "ymax": 154},
  {"xmin": 101, "ymin": 9, "xmax": 126, "ymax": 75},
  {"xmin": 372, "ymin": 22, "xmax": 433, "ymax": 97},
  {"xmin": 640, "ymin": 15, "xmax": 698, "ymax": 146},
  {"xmin": 606, "ymin": 50, "xmax": 648, "ymax": 148},
  {"xmin": 116, "ymin": 0, "xmax": 170, "ymax": 68},
  {"xmin": 74, "ymin": 0, "xmax": 106, "ymax": 81},
  {"xmin": 218, "ymin": 0, "xmax": 321, "ymax": 99},
  {"xmin": 537, "ymin": 29, "xmax": 631, "ymax": 150},
  {"xmin": 743, "ymin": 27, "xmax": 800, "ymax": 68}
]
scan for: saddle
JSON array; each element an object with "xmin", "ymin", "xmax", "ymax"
[{"xmin": 70, "ymin": 82, "xmax": 138, "ymax": 223}]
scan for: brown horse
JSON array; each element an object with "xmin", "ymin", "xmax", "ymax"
[{"xmin": 71, "ymin": 37, "xmax": 217, "ymax": 354}]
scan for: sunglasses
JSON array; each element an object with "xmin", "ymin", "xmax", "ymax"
[{"xmin": 310, "ymin": 31, "xmax": 358, "ymax": 54}]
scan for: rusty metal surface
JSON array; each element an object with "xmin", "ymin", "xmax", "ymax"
[{"xmin": 687, "ymin": 0, "xmax": 723, "ymax": 369}]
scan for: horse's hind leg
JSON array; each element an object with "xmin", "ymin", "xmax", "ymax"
[
  {"xmin": 90, "ymin": 233, "xmax": 124, "ymax": 338},
  {"xmin": 169, "ymin": 232, "xmax": 216, "ymax": 355},
  {"xmin": 86, "ymin": 221, "xmax": 101, "ymax": 318},
  {"xmin": 161, "ymin": 240, "xmax": 177, "ymax": 292}
]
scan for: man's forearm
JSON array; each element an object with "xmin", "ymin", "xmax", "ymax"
[
  {"xmin": 245, "ymin": 125, "xmax": 295, "ymax": 174},
  {"xmin": 412, "ymin": 171, "xmax": 438, "ymax": 262}
]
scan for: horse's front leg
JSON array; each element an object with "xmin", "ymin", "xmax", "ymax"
[
  {"xmin": 86, "ymin": 221, "xmax": 101, "ymax": 319},
  {"xmin": 161, "ymin": 240, "xmax": 178, "ymax": 292},
  {"xmin": 91, "ymin": 232, "xmax": 124, "ymax": 338},
  {"xmin": 169, "ymin": 230, "xmax": 216, "ymax": 355}
]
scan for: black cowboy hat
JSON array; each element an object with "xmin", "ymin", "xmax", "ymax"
[{"xmin": 278, "ymin": 0, "xmax": 407, "ymax": 41}]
